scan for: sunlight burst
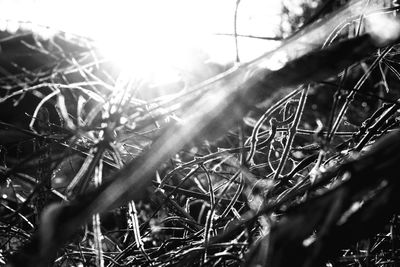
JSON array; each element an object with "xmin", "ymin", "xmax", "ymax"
[{"xmin": 0, "ymin": 0, "xmax": 282, "ymax": 87}]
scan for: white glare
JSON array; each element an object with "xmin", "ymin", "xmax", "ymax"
[
  {"xmin": 0, "ymin": 0, "xmax": 282, "ymax": 86},
  {"xmin": 366, "ymin": 13, "xmax": 400, "ymax": 46}
]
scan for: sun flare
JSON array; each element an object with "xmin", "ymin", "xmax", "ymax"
[{"xmin": 0, "ymin": 0, "xmax": 282, "ymax": 88}]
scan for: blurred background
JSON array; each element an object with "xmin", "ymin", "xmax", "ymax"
[{"xmin": 0, "ymin": 0, "xmax": 284, "ymax": 78}]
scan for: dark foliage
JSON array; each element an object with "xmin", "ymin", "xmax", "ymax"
[{"xmin": 1, "ymin": 1, "xmax": 400, "ymax": 266}]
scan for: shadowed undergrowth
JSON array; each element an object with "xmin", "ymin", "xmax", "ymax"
[{"xmin": 1, "ymin": 1, "xmax": 400, "ymax": 266}]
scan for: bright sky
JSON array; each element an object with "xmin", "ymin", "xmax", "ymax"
[{"xmin": 0, "ymin": 0, "xmax": 283, "ymax": 82}]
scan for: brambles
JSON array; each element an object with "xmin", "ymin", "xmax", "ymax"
[{"xmin": 1, "ymin": 1, "xmax": 400, "ymax": 266}]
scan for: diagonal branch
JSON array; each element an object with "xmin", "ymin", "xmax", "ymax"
[{"xmin": 9, "ymin": 6, "xmax": 400, "ymax": 267}]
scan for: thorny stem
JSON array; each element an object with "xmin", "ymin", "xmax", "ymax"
[
  {"xmin": 128, "ymin": 201, "xmax": 153, "ymax": 265},
  {"xmin": 141, "ymin": 166, "xmax": 200, "ymax": 232},
  {"xmin": 326, "ymin": 0, "xmax": 371, "ymax": 142},
  {"xmin": 355, "ymin": 102, "xmax": 399, "ymax": 150},
  {"xmin": 329, "ymin": 45, "xmax": 393, "ymax": 136},
  {"xmin": 93, "ymin": 161, "xmax": 104, "ymax": 267},
  {"xmin": 200, "ymin": 164, "xmax": 215, "ymax": 209},
  {"xmin": 219, "ymin": 174, "xmax": 244, "ymax": 219},
  {"xmin": 272, "ymin": 85, "xmax": 309, "ymax": 180},
  {"xmin": 326, "ymin": 69, "xmax": 347, "ymax": 143},
  {"xmin": 246, "ymin": 87, "xmax": 302, "ymax": 163},
  {"xmin": 202, "ymin": 209, "xmax": 214, "ymax": 265}
]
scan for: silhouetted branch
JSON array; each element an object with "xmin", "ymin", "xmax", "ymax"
[{"xmin": 7, "ymin": 3, "xmax": 400, "ymax": 266}]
